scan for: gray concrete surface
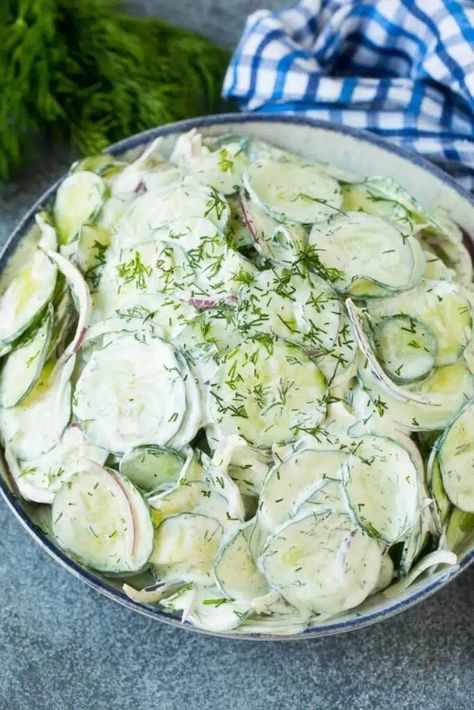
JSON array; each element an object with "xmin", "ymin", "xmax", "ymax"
[{"xmin": 0, "ymin": 2, "xmax": 473, "ymax": 709}]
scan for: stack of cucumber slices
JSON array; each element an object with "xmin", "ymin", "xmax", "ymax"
[{"xmin": 1, "ymin": 130, "xmax": 473, "ymax": 635}]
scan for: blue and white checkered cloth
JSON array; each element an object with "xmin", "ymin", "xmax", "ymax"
[{"xmin": 223, "ymin": 0, "xmax": 474, "ymax": 190}]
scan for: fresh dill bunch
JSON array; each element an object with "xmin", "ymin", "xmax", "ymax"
[{"xmin": 0, "ymin": 0, "xmax": 230, "ymax": 182}]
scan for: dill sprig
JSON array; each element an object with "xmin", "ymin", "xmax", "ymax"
[{"xmin": 0, "ymin": 0, "xmax": 230, "ymax": 182}]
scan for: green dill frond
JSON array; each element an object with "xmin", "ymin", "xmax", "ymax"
[{"xmin": 0, "ymin": 0, "xmax": 230, "ymax": 182}]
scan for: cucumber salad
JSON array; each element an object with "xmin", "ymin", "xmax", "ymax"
[{"xmin": 1, "ymin": 129, "xmax": 473, "ymax": 635}]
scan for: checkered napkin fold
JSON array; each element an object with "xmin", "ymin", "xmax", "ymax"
[{"xmin": 223, "ymin": 0, "xmax": 474, "ymax": 190}]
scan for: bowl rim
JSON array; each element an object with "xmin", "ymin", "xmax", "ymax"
[{"xmin": 1, "ymin": 112, "xmax": 473, "ymax": 641}]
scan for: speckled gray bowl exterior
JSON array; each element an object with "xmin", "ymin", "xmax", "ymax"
[{"xmin": 1, "ymin": 114, "xmax": 473, "ymax": 640}]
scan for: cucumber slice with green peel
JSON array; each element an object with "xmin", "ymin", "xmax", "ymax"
[
  {"xmin": 209, "ymin": 337, "xmax": 327, "ymax": 448},
  {"xmin": 72, "ymin": 153, "xmax": 127, "ymax": 177},
  {"xmin": 368, "ymin": 280, "xmax": 472, "ymax": 367},
  {"xmin": 168, "ymin": 352, "xmax": 203, "ymax": 450},
  {"xmin": 54, "ymin": 171, "xmax": 107, "ymax": 245},
  {"xmin": 445, "ymin": 508, "xmax": 474, "ymax": 551},
  {"xmin": 296, "ymin": 479, "xmax": 347, "ymax": 517},
  {"xmin": 214, "ymin": 524, "xmax": 268, "ymax": 602},
  {"xmin": 359, "ymin": 356, "xmax": 474, "ymax": 431},
  {"xmin": 423, "ymin": 251, "xmax": 453, "ymax": 281},
  {"xmin": 243, "ymin": 160, "xmax": 343, "ymax": 224},
  {"xmin": 0, "ymin": 248, "xmax": 57, "ymax": 349},
  {"xmin": 9, "ymin": 424, "xmax": 107, "ymax": 504},
  {"xmin": 372, "ymin": 315, "xmax": 437, "ymax": 383},
  {"xmin": 341, "ymin": 436, "xmax": 420, "ymax": 544},
  {"xmin": 52, "ymin": 462, "xmax": 153, "ymax": 573},
  {"xmin": 437, "ymin": 401, "xmax": 474, "ymax": 512},
  {"xmin": 150, "ymin": 512, "xmax": 223, "ymax": 583},
  {"xmin": 344, "ymin": 176, "xmax": 433, "ymax": 231},
  {"xmin": 119, "ymin": 445, "xmax": 185, "ymax": 493},
  {"xmin": 259, "ymin": 512, "xmax": 382, "ymax": 615},
  {"xmin": 341, "ymin": 180, "xmax": 422, "ymax": 237},
  {"xmin": 347, "ymin": 299, "xmax": 474, "ymax": 430},
  {"xmin": 73, "ymin": 334, "xmax": 187, "ymax": 454},
  {"xmin": 426, "ymin": 451, "xmax": 452, "ymax": 531},
  {"xmin": 121, "ymin": 181, "xmax": 230, "ymax": 242},
  {"xmin": 75, "ymin": 224, "xmax": 111, "ymax": 290},
  {"xmin": 259, "ymin": 448, "xmax": 348, "ymax": 533},
  {"xmin": 204, "ymin": 448, "xmax": 246, "ymax": 523},
  {"xmin": 0, "ymin": 307, "xmax": 53, "ymax": 408},
  {"xmin": 148, "ymin": 480, "xmax": 230, "ymax": 529},
  {"xmin": 0, "ymin": 355, "xmax": 75, "ymax": 460},
  {"xmin": 239, "ymin": 193, "xmax": 307, "ymax": 262},
  {"xmin": 45, "ymin": 250, "xmax": 92, "ymax": 359},
  {"xmin": 247, "ymin": 267, "xmax": 341, "ymax": 353},
  {"xmin": 420, "ymin": 207, "xmax": 473, "ymax": 286},
  {"xmin": 224, "ymin": 438, "xmax": 271, "ymax": 497},
  {"xmin": 316, "ymin": 310, "xmax": 358, "ymax": 388},
  {"xmin": 308, "ymin": 212, "xmax": 423, "ymax": 296}
]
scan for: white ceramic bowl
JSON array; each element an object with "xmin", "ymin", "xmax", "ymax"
[{"xmin": 1, "ymin": 114, "xmax": 473, "ymax": 639}]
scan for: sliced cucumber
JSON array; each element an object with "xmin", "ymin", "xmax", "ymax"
[
  {"xmin": 0, "ymin": 307, "xmax": 53, "ymax": 408},
  {"xmin": 214, "ymin": 524, "xmax": 268, "ymax": 601},
  {"xmin": 259, "ymin": 448, "xmax": 348, "ymax": 533},
  {"xmin": 420, "ymin": 207, "xmax": 473, "ymax": 286},
  {"xmin": 204, "ymin": 448, "xmax": 246, "ymax": 523},
  {"xmin": 368, "ymin": 279, "xmax": 472, "ymax": 367},
  {"xmin": 0, "ymin": 355, "xmax": 75, "ymax": 460},
  {"xmin": 308, "ymin": 212, "xmax": 423, "ymax": 296},
  {"xmin": 74, "ymin": 334, "xmax": 187, "ymax": 454},
  {"xmin": 148, "ymin": 480, "xmax": 230, "ymax": 529},
  {"xmin": 45, "ymin": 250, "xmax": 92, "ymax": 358},
  {"xmin": 423, "ymin": 251, "xmax": 453, "ymax": 281},
  {"xmin": 72, "ymin": 152, "xmax": 127, "ymax": 177},
  {"xmin": 372, "ymin": 315, "xmax": 437, "ymax": 383},
  {"xmin": 10, "ymin": 424, "xmax": 107, "ymax": 504},
  {"xmin": 119, "ymin": 445, "xmax": 185, "ymax": 493},
  {"xmin": 248, "ymin": 267, "xmax": 341, "ymax": 353},
  {"xmin": 121, "ymin": 181, "xmax": 230, "ymax": 243},
  {"xmin": 296, "ymin": 479, "xmax": 346, "ymax": 517},
  {"xmin": 427, "ymin": 451, "xmax": 452, "ymax": 531},
  {"xmin": 359, "ymin": 356, "xmax": 474, "ymax": 432},
  {"xmin": 0, "ymin": 248, "xmax": 57, "ymax": 348},
  {"xmin": 316, "ymin": 310, "xmax": 358, "ymax": 388},
  {"xmin": 341, "ymin": 435, "xmax": 420, "ymax": 544},
  {"xmin": 75, "ymin": 224, "xmax": 111, "ymax": 290},
  {"xmin": 347, "ymin": 299, "xmax": 474, "ymax": 430},
  {"xmin": 209, "ymin": 337, "xmax": 327, "ymax": 448},
  {"xmin": 52, "ymin": 462, "xmax": 153, "ymax": 573},
  {"xmin": 239, "ymin": 194, "xmax": 307, "ymax": 262},
  {"xmin": 150, "ymin": 512, "xmax": 223, "ymax": 583},
  {"xmin": 259, "ymin": 512, "xmax": 382, "ymax": 614},
  {"xmin": 438, "ymin": 401, "xmax": 474, "ymax": 512},
  {"xmin": 168, "ymin": 352, "xmax": 203, "ymax": 450},
  {"xmin": 244, "ymin": 160, "xmax": 343, "ymax": 224},
  {"xmin": 225, "ymin": 438, "xmax": 271, "ymax": 497},
  {"xmin": 341, "ymin": 181, "xmax": 419, "ymax": 236},
  {"xmin": 54, "ymin": 171, "xmax": 106, "ymax": 245},
  {"xmin": 445, "ymin": 508, "xmax": 474, "ymax": 551}
]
